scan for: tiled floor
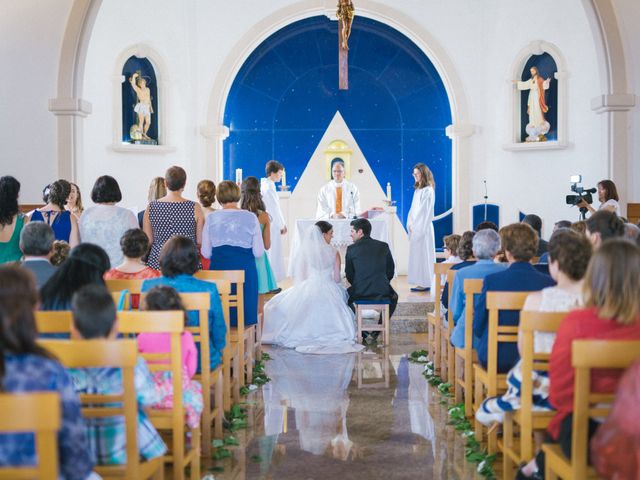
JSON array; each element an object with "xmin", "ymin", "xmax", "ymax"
[{"xmin": 203, "ymin": 334, "xmax": 481, "ymax": 480}]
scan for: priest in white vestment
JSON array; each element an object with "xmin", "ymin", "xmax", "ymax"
[
  {"xmin": 316, "ymin": 161, "xmax": 361, "ymax": 219},
  {"xmin": 261, "ymin": 160, "xmax": 287, "ymax": 281},
  {"xmin": 406, "ymin": 163, "xmax": 436, "ymax": 291}
]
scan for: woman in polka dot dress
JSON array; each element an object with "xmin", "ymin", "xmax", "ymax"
[{"xmin": 143, "ymin": 166, "xmax": 204, "ymax": 270}]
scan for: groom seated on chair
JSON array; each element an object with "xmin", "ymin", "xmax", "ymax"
[{"xmin": 345, "ymin": 219, "xmax": 398, "ymax": 324}]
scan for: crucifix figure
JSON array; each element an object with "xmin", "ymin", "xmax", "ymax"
[{"xmin": 337, "ymin": 0, "xmax": 354, "ymax": 90}]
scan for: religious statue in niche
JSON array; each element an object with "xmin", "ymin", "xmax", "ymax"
[
  {"xmin": 516, "ymin": 65, "xmax": 555, "ymax": 142},
  {"xmin": 336, "ymin": 0, "xmax": 355, "ymax": 50},
  {"xmin": 121, "ymin": 55, "xmax": 158, "ymax": 145}
]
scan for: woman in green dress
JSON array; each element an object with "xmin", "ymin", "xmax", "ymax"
[
  {"xmin": 0, "ymin": 176, "xmax": 28, "ymax": 264},
  {"xmin": 240, "ymin": 177, "xmax": 278, "ymax": 298}
]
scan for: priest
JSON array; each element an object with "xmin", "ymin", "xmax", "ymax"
[
  {"xmin": 261, "ymin": 160, "xmax": 287, "ymax": 281},
  {"xmin": 316, "ymin": 160, "xmax": 361, "ymax": 219}
]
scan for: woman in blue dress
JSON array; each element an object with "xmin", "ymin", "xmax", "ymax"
[
  {"xmin": 30, "ymin": 179, "xmax": 79, "ymax": 247},
  {"xmin": 201, "ymin": 180, "xmax": 264, "ymax": 327}
]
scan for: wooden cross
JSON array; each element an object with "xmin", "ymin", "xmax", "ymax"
[{"xmin": 337, "ymin": 0, "xmax": 354, "ymax": 90}]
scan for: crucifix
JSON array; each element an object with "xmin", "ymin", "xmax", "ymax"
[{"xmin": 337, "ymin": 0, "xmax": 355, "ymax": 90}]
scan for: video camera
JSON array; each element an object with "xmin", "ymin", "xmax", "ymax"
[{"xmin": 566, "ymin": 175, "xmax": 596, "ymax": 219}]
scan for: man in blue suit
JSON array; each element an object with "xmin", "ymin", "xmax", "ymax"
[{"xmin": 473, "ymin": 223, "xmax": 555, "ymax": 373}]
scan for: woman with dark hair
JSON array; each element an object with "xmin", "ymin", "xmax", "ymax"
[
  {"xmin": 201, "ymin": 180, "xmax": 263, "ymax": 328},
  {"xmin": 518, "ymin": 239, "xmax": 640, "ymax": 479},
  {"xmin": 142, "ymin": 236, "xmax": 226, "ymax": 370},
  {"xmin": 407, "ymin": 163, "xmax": 436, "ymax": 292},
  {"xmin": 579, "ymin": 179, "xmax": 621, "ymax": 216},
  {"xmin": 30, "ymin": 179, "xmax": 79, "ymax": 247},
  {"xmin": 441, "ymin": 230, "xmax": 477, "ymax": 309},
  {"xmin": 65, "ymin": 182, "xmax": 84, "ymax": 218},
  {"xmin": 40, "ymin": 243, "xmax": 111, "ymax": 311},
  {"xmin": 585, "ymin": 209, "xmax": 625, "ymax": 248},
  {"xmin": 144, "ymin": 166, "xmax": 204, "ymax": 270},
  {"xmin": 0, "ymin": 265, "xmax": 94, "ymax": 478},
  {"xmin": 79, "ymin": 175, "xmax": 138, "ymax": 267},
  {"xmin": 262, "ymin": 220, "xmax": 363, "ymax": 353},
  {"xmin": 241, "ymin": 177, "xmax": 278, "ymax": 296},
  {"xmin": 0, "ymin": 176, "xmax": 28, "ymax": 264},
  {"xmin": 104, "ymin": 229, "xmax": 159, "ymax": 280}
]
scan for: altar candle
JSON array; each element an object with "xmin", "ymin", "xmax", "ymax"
[
  {"xmin": 235, "ymin": 168, "xmax": 242, "ymax": 184},
  {"xmin": 282, "ymin": 168, "xmax": 287, "ymax": 186},
  {"xmin": 386, "ymin": 182, "xmax": 392, "ymax": 201}
]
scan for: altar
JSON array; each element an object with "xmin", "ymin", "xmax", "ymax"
[{"xmin": 288, "ymin": 218, "xmax": 391, "ymax": 275}]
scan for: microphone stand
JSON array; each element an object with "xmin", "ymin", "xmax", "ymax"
[
  {"xmin": 350, "ymin": 190, "xmax": 357, "ymax": 219},
  {"xmin": 483, "ymin": 180, "xmax": 488, "ymax": 222}
]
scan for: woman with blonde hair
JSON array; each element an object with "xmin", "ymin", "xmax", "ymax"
[
  {"xmin": 138, "ymin": 177, "xmax": 167, "ymax": 228},
  {"xmin": 406, "ymin": 163, "xmax": 436, "ymax": 292},
  {"xmin": 65, "ymin": 182, "xmax": 84, "ymax": 218}
]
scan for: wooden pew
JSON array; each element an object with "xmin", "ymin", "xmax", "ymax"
[{"xmin": 427, "ymin": 262, "xmax": 455, "ymax": 373}]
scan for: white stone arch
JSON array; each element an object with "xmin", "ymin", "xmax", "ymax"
[
  {"xmin": 202, "ymin": 0, "xmax": 476, "ymax": 232},
  {"xmin": 504, "ymin": 40, "xmax": 569, "ymax": 150},
  {"xmin": 110, "ymin": 44, "xmax": 173, "ymax": 151}
]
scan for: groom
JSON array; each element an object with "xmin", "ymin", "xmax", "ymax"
[{"xmin": 345, "ymin": 219, "xmax": 398, "ymax": 317}]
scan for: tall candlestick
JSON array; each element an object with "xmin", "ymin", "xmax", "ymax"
[
  {"xmin": 386, "ymin": 182, "xmax": 392, "ymax": 201},
  {"xmin": 235, "ymin": 168, "xmax": 242, "ymax": 184},
  {"xmin": 282, "ymin": 168, "xmax": 287, "ymax": 187}
]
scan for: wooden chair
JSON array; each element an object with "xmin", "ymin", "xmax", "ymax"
[
  {"xmin": 443, "ymin": 268, "xmax": 457, "ymax": 386},
  {"xmin": 178, "ymin": 292, "xmax": 225, "ymax": 457},
  {"xmin": 501, "ymin": 311, "xmax": 566, "ymax": 479},
  {"xmin": 453, "ymin": 278, "xmax": 483, "ymax": 416},
  {"xmin": 355, "ymin": 302, "xmax": 391, "ymax": 346},
  {"xmin": 117, "ymin": 311, "xmax": 200, "ymax": 480},
  {"xmin": 473, "ymin": 291, "xmax": 531, "ymax": 453},
  {"xmin": 195, "ymin": 270, "xmax": 254, "ymax": 388},
  {"xmin": 542, "ymin": 339, "xmax": 640, "ymax": 480},
  {"xmin": 427, "ymin": 262, "xmax": 454, "ymax": 373},
  {"xmin": 0, "ymin": 392, "xmax": 60, "ymax": 480},
  {"xmin": 38, "ymin": 339, "xmax": 164, "ymax": 480},
  {"xmin": 106, "ymin": 279, "xmax": 144, "ymax": 310},
  {"xmin": 35, "ymin": 311, "xmax": 72, "ymax": 334}
]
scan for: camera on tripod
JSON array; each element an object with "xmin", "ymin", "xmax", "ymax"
[{"xmin": 566, "ymin": 175, "xmax": 596, "ymax": 219}]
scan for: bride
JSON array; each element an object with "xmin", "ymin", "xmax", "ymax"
[{"xmin": 261, "ymin": 221, "xmax": 364, "ymax": 354}]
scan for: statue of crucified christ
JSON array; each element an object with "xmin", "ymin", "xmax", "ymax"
[{"xmin": 336, "ymin": 0, "xmax": 355, "ymax": 50}]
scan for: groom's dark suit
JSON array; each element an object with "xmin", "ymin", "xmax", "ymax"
[{"xmin": 345, "ymin": 235, "xmax": 398, "ymax": 316}]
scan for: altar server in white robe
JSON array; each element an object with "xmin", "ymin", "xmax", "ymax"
[
  {"xmin": 261, "ymin": 160, "xmax": 287, "ymax": 281},
  {"xmin": 316, "ymin": 161, "xmax": 361, "ymax": 219},
  {"xmin": 407, "ymin": 163, "xmax": 436, "ymax": 291}
]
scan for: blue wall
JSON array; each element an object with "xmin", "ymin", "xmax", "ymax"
[{"xmin": 223, "ymin": 16, "xmax": 452, "ymax": 227}]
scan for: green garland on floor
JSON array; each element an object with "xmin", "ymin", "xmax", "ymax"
[
  {"xmin": 409, "ymin": 350, "xmax": 496, "ymax": 478},
  {"xmin": 239, "ymin": 352, "xmax": 273, "ymax": 396}
]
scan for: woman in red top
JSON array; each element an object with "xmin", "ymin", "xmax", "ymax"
[{"xmin": 518, "ymin": 239, "xmax": 640, "ymax": 479}]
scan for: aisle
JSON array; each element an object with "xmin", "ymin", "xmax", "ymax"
[{"xmin": 204, "ymin": 334, "xmax": 480, "ymax": 480}]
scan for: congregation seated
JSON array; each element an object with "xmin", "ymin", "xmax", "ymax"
[
  {"xmin": 536, "ymin": 220, "xmax": 571, "ymax": 264},
  {"xmin": 79, "ymin": 175, "xmax": 138, "ymax": 267},
  {"xmin": 475, "ymin": 229, "xmax": 592, "ymax": 426},
  {"xmin": 439, "ymin": 233, "xmax": 461, "ymax": 284},
  {"xmin": 0, "ymin": 176, "xmax": 28, "ymax": 264},
  {"xmin": 142, "ymin": 235, "xmax": 226, "ymax": 370},
  {"xmin": 143, "ymin": 166, "xmax": 203, "ymax": 270},
  {"xmin": 201, "ymin": 180, "xmax": 264, "ymax": 327},
  {"xmin": 519, "ymin": 239, "xmax": 640, "ymax": 478},
  {"xmin": 0, "ymin": 265, "xmax": 94, "ymax": 478},
  {"xmin": 40, "ymin": 243, "xmax": 110, "ymax": 311},
  {"xmin": 449, "ymin": 229, "xmax": 506, "ymax": 348},
  {"xmin": 30, "ymin": 179, "xmax": 79, "ymax": 247},
  {"xmin": 139, "ymin": 286, "xmax": 204, "ymax": 429},
  {"xmin": 137, "ymin": 176, "xmax": 166, "ymax": 228},
  {"xmin": 624, "ymin": 222, "xmax": 640, "ymax": 243},
  {"xmin": 473, "ymin": 223, "xmax": 555, "ymax": 373},
  {"xmin": 20, "ymin": 221, "xmax": 57, "ymax": 287},
  {"xmin": 65, "ymin": 182, "xmax": 84, "ymax": 219},
  {"xmin": 584, "ymin": 209, "xmax": 625, "ymax": 248},
  {"xmin": 522, "ymin": 214, "xmax": 548, "ymax": 256},
  {"xmin": 196, "ymin": 179, "xmax": 217, "ymax": 269},
  {"xmin": 104, "ymin": 228, "xmax": 160, "ymax": 308},
  {"xmin": 570, "ymin": 220, "xmax": 587, "ymax": 236},
  {"xmin": 441, "ymin": 230, "xmax": 476, "ymax": 310},
  {"xmin": 68, "ymin": 284, "xmax": 167, "ymax": 464},
  {"xmin": 475, "ymin": 221, "xmax": 499, "ymax": 232}
]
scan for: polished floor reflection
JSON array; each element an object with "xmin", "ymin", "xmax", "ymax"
[{"xmin": 207, "ymin": 334, "xmax": 479, "ymax": 479}]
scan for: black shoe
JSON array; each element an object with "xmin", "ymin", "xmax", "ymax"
[
  {"xmin": 267, "ymin": 288, "xmax": 282, "ymax": 294},
  {"xmin": 362, "ymin": 332, "xmax": 380, "ymax": 344}
]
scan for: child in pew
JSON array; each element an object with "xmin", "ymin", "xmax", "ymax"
[
  {"xmin": 68, "ymin": 284, "xmax": 167, "ymax": 465},
  {"xmin": 138, "ymin": 285, "xmax": 203, "ymax": 429}
]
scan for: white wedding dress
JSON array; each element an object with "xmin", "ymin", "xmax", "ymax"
[{"xmin": 261, "ymin": 225, "xmax": 364, "ymax": 354}]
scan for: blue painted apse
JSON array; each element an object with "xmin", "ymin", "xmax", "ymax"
[{"xmin": 223, "ymin": 16, "xmax": 452, "ymax": 228}]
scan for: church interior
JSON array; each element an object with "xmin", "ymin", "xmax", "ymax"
[{"xmin": 2, "ymin": 0, "xmax": 640, "ymax": 478}]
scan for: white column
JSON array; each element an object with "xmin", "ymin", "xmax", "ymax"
[
  {"xmin": 48, "ymin": 97, "xmax": 92, "ymax": 181},
  {"xmin": 446, "ymin": 122, "xmax": 477, "ymax": 232},
  {"xmin": 200, "ymin": 124, "xmax": 229, "ymax": 182}
]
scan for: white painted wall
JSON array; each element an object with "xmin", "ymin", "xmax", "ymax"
[
  {"xmin": 1, "ymin": 0, "xmax": 636, "ymax": 234},
  {"xmin": 0, "ymin": 0, "xmax": 74, "ymax": 203}
]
